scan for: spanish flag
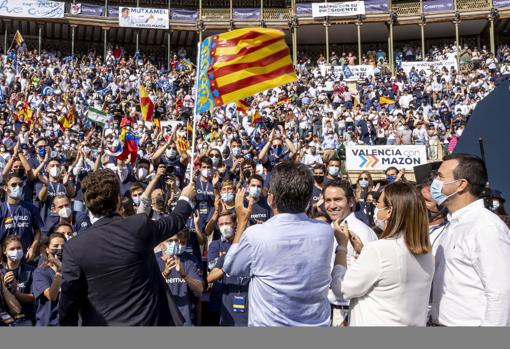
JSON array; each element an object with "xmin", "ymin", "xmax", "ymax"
[
  {"xmin": 153, "ymin": 118, "xmax": 161, "ymax": 130},
  {"xmin": 195, "ymin": 28, "xmax": 297, "ymax": 114},
  {"xmin": 14, "ymin": 30, "xmax": 24, "ymax": 46},
  {"xmin": 236, "ymin": 99, "xmax": 250, "ymax": 115},
  {"xmin": 379, "ymin": 96, "xmax": 396, "ymax": 105},
  {"xmin": 187, "ymin": 120, "xmax": 193, "ymax": 137},
  {"xmin": 139, "ymin": 85, "xmax": 154, "ymax": 122},
  {"xmin": 277, "ymin": 96, "xmax": 290, "ymax": 105},
  {"xmin": 251, "ymin": 110, "xmax": 262, "ymax": 126}
]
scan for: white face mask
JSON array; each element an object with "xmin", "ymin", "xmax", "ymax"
[
  {"xmin": 49, "ymin": 166, "xmax": 61, "ymax": 178},
  {"xmin": 373, "ymin": 207, "xmax": 387, "ymax": 230},
  {"xmin": 328, "ymin": 166, "xmax": 340, "ymax": 177},
  {"xmin": 58, "ymin": 207, "xmax": 72, "ymax": 219},
  {"xmin": 219, "ymin": 225, "xmax": 234, "ymax": 239},
  {"xmin": 7, "ymin": 249, "xmax": 24, "ymax": 262},
  {"xmin": 492, "ymin": 200, "xmax": 500, "ymax": 210},
  {"xmin": 137, "ymin": 168, "xmax": 148, "ymax": 180},
  {"xmin": 118, "ymin": 167, "xmax": 129, "ymax": 182}
]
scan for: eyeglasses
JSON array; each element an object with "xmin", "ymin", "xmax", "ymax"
[
  {"xmin": 210, "ymin": 154, "xmax": 220, "ymax": 158},
  {"xmin": 10, "ymin": 182, "xmax": 24, "ymax": 188},
  {"xmin": 273, "ymin": 144, "xmax": 283, "ymax": 149}
]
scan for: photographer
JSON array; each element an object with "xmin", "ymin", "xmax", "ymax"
[{"xmin": 137, "ymin": 164, "xmax": 169, "ymax": 220}]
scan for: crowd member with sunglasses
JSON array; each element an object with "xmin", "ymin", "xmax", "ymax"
[{"xmin": 0, "ymin": 173, "xmax": 43, "ymax": 264}]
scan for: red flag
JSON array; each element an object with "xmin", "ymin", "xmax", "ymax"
[{"xmin": 251, "ymin": 110, "xmax": 262, "ymax": 126}]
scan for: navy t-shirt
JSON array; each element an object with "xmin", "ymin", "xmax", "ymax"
[
  {"xmin": 208, "ymin": 239, "xmax": 249, "ymax": 326},
  {"xmin": 248, "ymin": 197, "xmax": 272, "ymax": 225},
  {"xmin": 196, "ymin": 179, "xmax": 215, "ymax": 231},
  {"xmin": 156, "ymin": 251, "xmax": 202, "ymax": 326},
  {"xmin": 311, "ymin": 184, "xmax": 322, "ymax": 204},
  {"xmin": 32, "ymin": 266, "xmax": 59, "ymax": 326},
  {"xmin": 0, "ymin": 263, "xmax": 35, "ymax": 323},
  {"xmin": 0, "ymin": 201, "xmax": 43, "ymax": 252},
  {"xmin": 184, "ymin": 216, "xmax": 204, "ymax": 261},
  {"xmin": 35, "ymin": 181, "xmax": 69, "ymax": 222},
  {"xmin": 41, "ymin": 211, "xmax": 91, "ymax": 237},
  {"xmin": 207, "ymin": 239, "xmax": 232, "ymax": 313}
]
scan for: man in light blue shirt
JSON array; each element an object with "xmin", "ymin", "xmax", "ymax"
[{"xmin": 223, "ymin": 161, "xmax": 334, "ymax": 326}]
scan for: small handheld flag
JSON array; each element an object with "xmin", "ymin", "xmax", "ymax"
[{"xmin": 139, "ymin": 85, "xmax": 154, "ymax": 122}]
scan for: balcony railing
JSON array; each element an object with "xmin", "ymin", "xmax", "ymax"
[
  {"xmin": 457, "ymin": 0, "xmax": 491, "ymax": 11},
  {"xmin": 392, "ymin": 1, "xmax": 421, "ymax": 17}
]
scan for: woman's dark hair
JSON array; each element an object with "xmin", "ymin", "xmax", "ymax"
[
  {"xmin": 40, "ymin": 232, "xmax": 66, "ymax": 267},
  {"xmin": 269, "ymin": 161, "xmax": 313, "ymax": 213},
  {"xmin": 443, "ymin": 153, "xmax": 488, "ymax": 197},
  {"xmin": 81, "ymin": 169, "xmax": 120, "ymax": 217},
  {"xmin": 119, "ymin": 197, "xmax": 136, "ymax": 217}
]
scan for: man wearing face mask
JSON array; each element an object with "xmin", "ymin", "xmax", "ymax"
[
  {"xmin": 323, "ymin": 179, "xmax": 378, "ymax": 326},
  {"xmin": 419, "ymin": 177, "xmax": 448, "ymax": 255},
  {"xmin": 195, "ymin": 157, "xmax": 216, "ymax": 232},
  {"xmin": 258, "ymin": 128, "xmax": 297, "ymax": 171},
  {"xmin": 135, "ymin": 159, "xmax": 151, "ymax": 187},
  {"xmin": 41, "ymin": 195, "xmax": 90, "ymax": 238},
  {"xmin": 115, "ymin": 159, "xmax": 136, "ymax": 198},
  {"xmin": 36, "ymin": 158, "xmax": 75, "ymax": 222},
  {"xmin": 312, "ymin": 164, "xmax": 326, "ymax": 205},
  {"xmin": 246, "ymin": 175, "xmax": 272, "ymax": 225},
  {"xmin": 324, "ymin": 158, "xmax": 342, "ymax": 185},
  {"xmin": 205, "ymin": 180, "xmax": 236, "ymax": 238},
  {"xmin": 151, "ymin": 138, "xmax": 188, "ymax": 180},
  {"xmin": 0, "ymin": 174, "xmax": 43, "ymax": 264},
  {"xmin": 430, "ymin": 154, "xmax": 510, "ymax": 327},
  {"xmin": 207, "ymin": 211, "xmax": 250, "ymax": 326},
  {"xmin": 157, "ymin": 231, "xmax": 204, "ymax": 326}
]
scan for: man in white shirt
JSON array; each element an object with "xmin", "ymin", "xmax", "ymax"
[
  {"xmin": 322, "ymin": 179, "xmax": 378, "ymax": 326},
  {"xmin": 430, "ymin": 154, "xmax": 510, "ymax": 326}
]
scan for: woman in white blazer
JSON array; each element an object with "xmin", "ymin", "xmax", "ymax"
[{"xmin": 331, "ymin": 181, "xmax": 434, "ymax": 326}]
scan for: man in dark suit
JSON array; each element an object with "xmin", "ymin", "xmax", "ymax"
[{"xmin": 58, "ymin": 169, "xmax": 195, "ymax": 326}]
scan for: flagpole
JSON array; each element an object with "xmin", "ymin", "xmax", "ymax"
[{"xmin": 190, "ymin": 40, "xmax": 202, "ymax": 183}]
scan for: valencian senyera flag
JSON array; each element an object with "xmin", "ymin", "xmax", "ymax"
[{"xmin": 194, "ymin": 28, "xmax": 297, "ymax": 114}]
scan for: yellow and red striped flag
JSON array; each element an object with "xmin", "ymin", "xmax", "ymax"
[
  {"xmin": 17, "ymin": 101, "xmax": 33, "ymax": 124},
  {"xmin": 57, "ymin": 114, "xmax": 71, "ymax": 130},
  {"xmin": 236, "ymin": 99, "xmax": 250, "ymax": 115},
  {"xmin": 139, "ymin": 85, "xmax": 154, "ymax": 122},
  {"xmin": 195, "ymin": 28, "xmax": 297, "ymax": 114},
  {"xmin": 251, "ymin": 110, "xmax": 262, "ymax": 126},
  {"xmin": 176, "ymin": 136, "xmax": 189, "ymax": 153},
  {"xmin": 153, "ymin": 118, "xmax": 161, "ymax": 130}
]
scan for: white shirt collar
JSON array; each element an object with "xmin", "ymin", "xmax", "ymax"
[
  {"xmin": 88, "ymin": 211, "xmax": 105, "ymax": 225},
  {"xmin": 447, "ymin": 199, "xmax": 485, "ymax": 223}
]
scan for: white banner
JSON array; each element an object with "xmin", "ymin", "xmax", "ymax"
[
  {"xmin": 401, "ymin": 58, "xmax": 458, "ymax": 76},
  {"xmin": 118, "ymin": 7, "xmax": 169, "ymax": 29},
  {"xmin": 0, "ymin": 0, "xmax": 64, "ymax": 18},
  {"xmin": 346, "ymin": 145, "xmax": 428, "ymax": 171},
  {"xmin": 320, "ymin": 64, "xmax": 375, "ymax": 81},
  {"xmin": 312, "ymin": 1, "xmax": 366, "ymax": 18}
]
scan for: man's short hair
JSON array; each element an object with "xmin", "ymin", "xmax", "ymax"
[
  {"xmin": 443, "ymin": 153, "xmax": 488, "ymax": 197},
  {"xmin": 200, "ymin": 156, "xmax": 213, "ymax": 167},
  {"xmin": 327, "ymin": 157, "xmax": 341, "ymax": 166},
  {"xmin": 82, "ymin": 169, "xmax": 120, "ymax": 217},
  {"xmin": 248, "ymin": 174, "xmax": 264, "ymax": 186},
  {"xmin": 130, "ymin": 182, "xmax": 144, "ymax": 194},
  {"xmin": 322, "ymin": 178, "xmax": 355, "ymax": 199},
  {"xmin": 269, "ymin": 161, "xmax": 313, "ymax": 214},
  {"xmin": 385, "ymin": 166, "xmax": 398, "ymax": 175}
]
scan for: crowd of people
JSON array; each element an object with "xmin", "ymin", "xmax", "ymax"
[{"xmin": 0, "ymin": 38, "xmax": 509, "ymax": 327}]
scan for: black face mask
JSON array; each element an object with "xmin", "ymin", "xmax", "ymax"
[
  {"xmin": 154, "ymin": 195, "xmax": 166, "ymax": 210},
  {"xmin": 51, "ymin": 248, "xmax": 63, "ymax": 261},
  {"xmin": 243, "ymin": 170, "xmax": 252, "ymax": 179},
  {"xmin": 13, "ymin": 168, "xmax": 26, "ymax": 178},
  {"xmin": 313, "ymin": 175, "xmax": 324, "ymax": 184}
]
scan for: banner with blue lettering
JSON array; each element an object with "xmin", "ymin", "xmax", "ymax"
[
  {"xmin": 118, "ymin": 7, "xmax": 169, "ymax": 29},
  {"xmin": 346, "ymin": 145, "xmax": 427, "ymax": 171},
  {"xmin": 0, "ymin": 0, "xmax": 64, "ymax": 18}
]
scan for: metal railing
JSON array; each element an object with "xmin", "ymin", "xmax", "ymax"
[
  {"xmin": 456, "ymin": 0, "xmax": 492, "ymax": 11},
  {"xmin": 201, "ymin": 8, "xmax": 230, "ymax": 20},
  {"xmin": 392, "ymin": 1, "xmax": 421, "ymax": 17},
  {"xmin": 263, "ymin": 8, "xmax": 291, "ymax": 21}
]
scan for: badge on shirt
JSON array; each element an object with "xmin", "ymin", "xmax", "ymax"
[
  {"xmin": 199, "ymin": 201, "xmax": 209, "ymax": 215},
  {"xmin": 232, "ymin": 295, "xmax": 246, "ymax": 313}
]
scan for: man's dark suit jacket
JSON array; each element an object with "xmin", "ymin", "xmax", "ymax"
[{"xmin": 58, "ymin": 200, "xmax": 192, "ymax": 326}]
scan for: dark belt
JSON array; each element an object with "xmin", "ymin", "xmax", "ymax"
[{"xmin": 331, "ymin": 304, "xmax": 350, "ymax": 310}]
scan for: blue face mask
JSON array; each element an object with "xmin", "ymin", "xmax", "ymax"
[
  {"xmin": 38, "ymin": 147, "xmax": 46, "ymax": 158},
  {"xmin": 273, "ymin": 147, "xmax": 283, "ymax": 156},
  {"xmin": 166, "ymin": 241, "xmax": 184, "ymax": 257},
  {"xmin": 249, "ymin": 186, "xmax": 262, "ymax": 199},
  {"xmin": 386, "ymin": 175, "xmax": 396, "ymax": 184},
  {"xmin": 430, "ymin": 178, "xmax": 459, "ymax": 205},
  {"xmin": 132, "ymin": 196, "xmax": 140, "ymax": 206},
  {"xmin": 221, "ymin": 192, "xmax": 234, "ymax": 203},
  {"xmin": 9, "ymin": 186, "xmax": 23, "ymax": 199}
]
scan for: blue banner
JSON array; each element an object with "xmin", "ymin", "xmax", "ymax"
[
  {"xmin": 233, "ymin": 8, "xmax": 261, "ymax": 20},
  {"xmin": 296, "ymin": 3, "xmax": 312, "ymax": 17},
  {"xmin": 493, "ymin": 0, "xmax": 510, "ymax": 9},
  {"xmin": 171, "ymin": 8, "xmax": 198, "ymax": 21},
  {"xmin": 422, "ymin": 0, "xmax": 454, "ymax": 13},
  {"xmin": 365, "ymin": 0, "xmax": 389, "ymax": 13}
]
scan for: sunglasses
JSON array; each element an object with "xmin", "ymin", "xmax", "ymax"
[
  {"xmin": 210, "ymin": 154, "xmax": 220, "ymax": 158},
  {"xmin": 10, "ymin": 182, "xmax": 24, "ymax": 188},
  {"xmin": 273, "ymin": 144, "xmax": 283, "ymax": 149}
]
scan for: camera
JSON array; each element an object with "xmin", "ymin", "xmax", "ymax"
[{"xmin": 165, "ymin": 165, "xmax": 175, "ymax": 177}]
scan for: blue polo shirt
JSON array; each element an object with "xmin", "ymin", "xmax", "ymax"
[
  {"xmin": 196, "ymin": 178, "xmax": 215, "ymax": 231},
  {"xmin": 0, "ymin": 201, "xmax": 43, "ymax": 252},
  {"xmin": 207, "ymin": 239, "xmax": 232, "ymax": 314},
  {"xmin": 32, "ymin": 266, "xmax": 59, "ymax": 326},
  {"xmin": 0, "ymin": 263, "xmax": 35, "ymax": 324},
  {"xmin": 156, "ymin": 251, "xmax": 202, "ymax": 326}
]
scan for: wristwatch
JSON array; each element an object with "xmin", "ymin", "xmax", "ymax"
[{"xmin": 335, "ymin": 245, "xmax": 348, "ymax": 254}]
